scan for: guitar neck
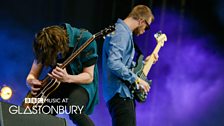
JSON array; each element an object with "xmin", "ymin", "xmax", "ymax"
[
  {"xmin": 142, "ymin": 44, "xmax": 162, "ymax": 75},
  {"xmin": 41, "ymin": 36, "xmax": 95, "ymax": 85},
  {"xmin": 60, "ymin": 25, "xmax": 115, "ymax": 69},
  {"xmin": 40, "ymin": 25, "xmax": 115, "ymax": 86},
  {"xmin": 61, "ymin": 36, "xmax": 95, "ymax": 69}
]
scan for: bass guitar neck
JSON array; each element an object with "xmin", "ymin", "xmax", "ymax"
[
  {"xmin": 130, "ymin": 31, "xmax": 167, "ymax": 102},
  {"xmin": 143, "ymin": 32, "xmax": 167, "ymax": 75}
]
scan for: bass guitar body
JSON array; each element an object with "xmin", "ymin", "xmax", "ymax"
[
  {"xmin": 128, "ymin": 31, "xmax": 167, "ymax": 103},
  {"xmin": 22, "ymin": 78, "xmax": 61, "ymax": 108},
  {"xmin": 128, "ymin": 55, "xmax": 152, "ymax": 103}
]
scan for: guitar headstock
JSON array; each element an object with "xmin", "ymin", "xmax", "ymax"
[
  {"xmin": 154, "ymin": 31, "xmax": 167, "ymax": 47},
  {"xmin": 94, "ymin": 25, "xmax": 115, "ymax": 39}
]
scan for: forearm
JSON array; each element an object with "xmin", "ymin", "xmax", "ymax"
[
  {"xmin": 107, "ymin": 59, "xmax": 137, "ymax": 84},
  {"xmin": 27, "ymin": 60, "xmax": 43, "ymax": 82},
  {"xmin": 26, "ymin": 74, "xmax": 37, "ymax": 81},
  {"xmin": 66, "ymin": 72, "xmax": 93, "ymax": 84}
]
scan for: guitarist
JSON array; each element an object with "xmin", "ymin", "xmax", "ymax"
[
  {"xmin": 26, "ymin": 23, "xmax": 98, "ymax": 126},
  {"xmin": 102, "ymin": 5, "xmax": 158, "ymax": 126}
]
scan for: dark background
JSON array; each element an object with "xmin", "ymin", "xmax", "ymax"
[
  {"xmin": 1, "ymin": 0, "xmax": 224, "ymax": 126},
  {"xmin": 1, "ymin": 0, "xmax": 224, "ymax": 52}
]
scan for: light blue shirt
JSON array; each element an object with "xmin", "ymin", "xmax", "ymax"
[{"xmin": 102, "ymin": 19, "xmax": 138, "ymax": 102}]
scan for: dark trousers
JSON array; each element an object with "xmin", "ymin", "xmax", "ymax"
[
  {"xmin": 44, "ymin": 84, "xmax": 94, "ymax": 126},
  {"xmin": 107, "ymin": 94, "xmax": 136, "ymax": 126}
]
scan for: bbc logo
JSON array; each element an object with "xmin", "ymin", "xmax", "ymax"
[{"xmin": 25, "ymin": 98, "xmax": 44, "ymax": 103}]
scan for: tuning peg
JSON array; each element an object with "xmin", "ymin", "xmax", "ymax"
[{"xmin": 154, "ymin": 30, "xmax": 162, "ymax": 38}]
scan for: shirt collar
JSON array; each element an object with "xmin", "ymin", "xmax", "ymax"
[
  {"xmin": 117, "ymin": 18, "xmax": 133, "ymax": 36},
  {"xmin": 63, "ymin": 23, "xmax": 79, "ymax": 47}
]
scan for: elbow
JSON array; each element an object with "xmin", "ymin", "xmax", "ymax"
[
  {"xmin": 26, "ymin": 74, "xmax": 35, "ymax": 84},
  {"xmin": 107, "ymin": 59, "xmax": 121, "ymax": 72},
  {"xmin": 107, "ymin": 61, "xmax": 123, "ymax": 77},
  {"xmin": 87, "ymin": 78, "xmax": 93, "ymax": 84},
  {"xmin": 85, "ymin": 72, "xmax": 94, "ymax": 84}
]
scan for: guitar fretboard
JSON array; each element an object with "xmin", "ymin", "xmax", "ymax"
[{"xmin": 142, "ymin": 33, "xmax": 167, "ymax": 75}]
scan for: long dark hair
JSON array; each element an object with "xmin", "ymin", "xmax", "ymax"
[{"xmin": 33, "ymin": 25, "xmax": 69, "ymax": 67}]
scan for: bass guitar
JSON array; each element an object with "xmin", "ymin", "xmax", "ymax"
[
  {"xmin": 128, "ymin": 31, "xmax": 167, "ymax": 102},
  {"xmin": 22, "ymin": 25, "xmax": 115, "ymax": 108}
]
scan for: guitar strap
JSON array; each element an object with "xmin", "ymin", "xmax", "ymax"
[
  {"xmin": 56, "ymin": 29, "xmax": 87, "ymax": 70},
  {"xmin": 65, "ymin": 29, "xmax": 87, "ymax": 74},
  {"xmin": 134, "ymin": 41, "xmax": 143, "ymax": 59},
  {"xmin": 134, "ymin": 42, "xmax": 142, "ymax": 54},
  {"xmin": 60, "ymin": 23, "xmax": 87, "ymax": 53},
  {"xmin": 72, "ymin": 29, "xmax": 88, "ymax": 53}
]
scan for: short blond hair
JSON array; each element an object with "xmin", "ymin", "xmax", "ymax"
[{"xmin": 128, "ymin": 5, "xmax": 154, "ymax": 22}]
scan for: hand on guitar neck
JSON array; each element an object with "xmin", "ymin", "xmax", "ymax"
[
  {"xmin": 145, "ymin": 53, "xmax": 159, "ymax": 65},
  {"xmin": 48, "ymin": 66, "xmax": 70, "ymax": 83},
  {"xmin": 129, "ymin": 31, "xmax": 167, "ymax": 103},
  {"xmin": 138, "ymin": 54, "xmax": 159, "ymax": 93}
]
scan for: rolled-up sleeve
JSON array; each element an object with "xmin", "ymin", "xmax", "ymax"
[{"xmin": 80, "ymin": 32, "xmax": 98, "ymax": 67}]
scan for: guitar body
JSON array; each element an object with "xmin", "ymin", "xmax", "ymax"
[
  {"xmin": 22, "ymin": 78, "xmax": 61, "ymax": 108},
  {"xmin": 128, "ymin": 55, "xmax": 152, "ymax": 103},
  {"xmin": 22, "ymin": 25, "xmax": 115, "ymax": 109},
  {"xmin": 128, "ymin": 31, "xmax": 167, "ymax": 103}
]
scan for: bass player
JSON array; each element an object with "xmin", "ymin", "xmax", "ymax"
[{"xmin": 102, "ymin": 5, "xmax": 158, "ymax": 126}]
